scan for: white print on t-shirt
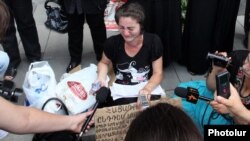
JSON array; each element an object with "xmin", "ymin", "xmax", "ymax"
[{"xmin": 116, "ymin": 61, "xmax": 150, "ymax": 85}]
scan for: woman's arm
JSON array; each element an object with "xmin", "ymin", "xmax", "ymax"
[
  {"xmin": 206, "ymin": 66, "xmax": 226, "ymax": 91},
  {"xmin": 0, "ymin": 97, "xmax": 92, "ymax": 134},
  {"xmin": 97, "ymin": 53, "xmax": 111, "ymax": 86},
  {"xmin": 140, "ymin": 57, "xmax": 163, "ymax": 95}
]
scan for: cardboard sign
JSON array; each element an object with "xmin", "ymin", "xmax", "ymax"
[{"xmin": 95, "ymin": 97, "xmax": 182, "ymax": 141}]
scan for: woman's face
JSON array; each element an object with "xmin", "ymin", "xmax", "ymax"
[
  {"xmin": 243, "ymin": 53, "xmax": 250, "ymax": 78},
  {"xmin": 118, "ymin": 17, "xmax": 141, "ymax": 43}
]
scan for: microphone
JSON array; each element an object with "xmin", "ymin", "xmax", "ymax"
[
  {"xmin": 174, "ymin": 87, "xmax": 213, "ymax": 104},
  {"xmin": 77, "ymin": 87, "xmax": 109, "ymax": 140}
]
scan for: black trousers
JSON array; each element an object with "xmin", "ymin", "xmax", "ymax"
[
  {"xmin": 182, "ymin": 0, "xmax": 240, "ymax": 74},
  {"xmin": 128, "ymin": 0, "xmax": 182, "ymax": 67},
  {"xmin": 1, "ymin": 0, "xmax": 41, "ymax": 66},
  {"xmin": 244, "ymin": 0, "xmax": 250, "ymax": 37},
  {"xmin": 67, "ymin": 12, "xmax": 107, "ymax": 62}
]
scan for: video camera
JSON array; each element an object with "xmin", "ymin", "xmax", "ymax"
[
  {"xmin": 0, "ymin": 80, "xmax": 23, "ymax": 102},
  {"xmin": 207, "ymin": 53, "xmax": 230, "ymax": 68}
]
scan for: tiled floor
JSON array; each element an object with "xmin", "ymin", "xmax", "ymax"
[{"xmin": 0, "ymin": 0, "xmax": 248, "ymax": 140}]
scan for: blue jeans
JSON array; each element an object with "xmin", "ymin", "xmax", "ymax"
[{"xmin": 0, "ymin": 51, "xmax": 9, "ymax": 78}]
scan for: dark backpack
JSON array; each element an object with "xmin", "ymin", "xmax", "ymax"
[
  {"xmin": 32, "ymin": 98, "xmax": 77, "ymax": 141},
  {"xmin": 44, "ymin": 0, "xmax": 68, "ymax": 33}
]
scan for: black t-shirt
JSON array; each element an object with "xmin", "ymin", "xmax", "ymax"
[
  {"xmin": 103, "ymin": 32, "xmax": 163, "ymax": 85},
  {"xmin": 227, "ymin": 50, "xmax": 250, "ymax": 109}
]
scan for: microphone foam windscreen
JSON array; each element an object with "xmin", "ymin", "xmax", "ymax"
[
  {"xmin": 96, "ymin": 87, "xmax": 109, "ymax": 103},
  {"xmin": 174, "ymin": 87, "xmax": 187, "ymax": 98}
]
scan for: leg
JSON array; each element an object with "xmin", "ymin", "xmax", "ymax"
[
  {"xmin": 11, "ymin": 0, "xmax": 41, "ymax": 61},
  {"xmin": 66, "ymin": 13, "xmax": 85, "ymax": 72},
  {"xmin": 1, "ymin": 0, "xmax": 21, "ymax": 80},
  {"xmin": 86, "ymin": 13, "xmax": 107, "ymax": 61}
]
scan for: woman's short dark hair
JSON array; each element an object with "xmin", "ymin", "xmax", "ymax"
[
  {"xmin": 115, "ymin": 2, "xmax": 145, "ymax": 32},
  {"xmin": 125, "ymin": 103, "xmax": 203, "ymax": 141},
  {"xmin": 0, "ymin": 0, "xmax": 9, "ymax": 40}
]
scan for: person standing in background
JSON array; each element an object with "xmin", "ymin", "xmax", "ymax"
[
  {"xmin": 127, "ymin": 0, "xmax": 182, "ymax": 67},
  {"xmin": 244, "ymin": 0, "xmax": 250, "ymax": 50},
  {"xmin": 63, "ymin": 0, "xmax": 107, "ymax": 73},
  {"xmin": 1, "ymin": 0, "xmax": 42, "ymax": 80},
  {"xmin": 181, "ymin": 0, "xmax": 240, "ymax": 75}
]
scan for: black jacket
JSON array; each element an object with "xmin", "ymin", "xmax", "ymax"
[{"xmin": 63, "ymin": 0, "xmax": 107, "ymax": 14}]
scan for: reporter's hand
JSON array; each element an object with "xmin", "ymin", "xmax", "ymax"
[
  {"xmin": 210, "ymin": 82, "xmax": 231, "ymax": 114},
  {"xmin": 212, "ymin": 51, "xmax": 231, "ymax": 70},
  {"xmin": 214, "ymin": 84, "xmax": 250, "ymax": 124},
  {"xmin": 215, "ymin": 84, "xmax": 245, "ymax": 117},
  {"xmin": 70, "ymin": 110, "xmax": 93, "ymax": 133},
  {"xmin": 210, "ymin": 100, "xmax": 230, "ymax": 114}
]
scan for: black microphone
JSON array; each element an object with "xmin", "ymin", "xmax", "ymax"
[
  {"xmin": 77, "ymin": 87, "xmax": 109, "ymax": 140},
  {"xmin": 174, "ymin": 87, "xmax": 213, "ymax": 104}
]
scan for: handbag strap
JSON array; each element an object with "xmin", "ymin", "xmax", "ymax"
[
  {"xmin": 44, "ymin": 0, "xmax": 63, "ymax": 10},
  {"xmin": 41, "ymin": 97, "xmax": 69, "ymax": 115}
]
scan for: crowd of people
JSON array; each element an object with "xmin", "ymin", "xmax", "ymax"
[
  {"xmin": 0, "ymin": 0, "xmax": 93, "ymax": 138},
  {"xmin": 0, "ymin": 0, "xmax": 250, "ymax": 140},
  {"xmin": 176, "ymin": 50, "xmax": 250, "ymax": 133}
]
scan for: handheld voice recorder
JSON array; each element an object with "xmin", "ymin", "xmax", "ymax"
[{"xmin": 216, "ymin": 71, "xmax": 231, "ymax": 99}]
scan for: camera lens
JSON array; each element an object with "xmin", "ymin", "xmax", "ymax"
[{"xmin": 13, "ymin": 88, "xmax": 23, "ymax": 97}]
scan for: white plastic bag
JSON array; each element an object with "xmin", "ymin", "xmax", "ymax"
[
  {"xmin": 0, "ymin": 130, "xmax": 8, "ymax": 139},
  {"xmin": 22, "ymin": 61, "xmax": 57, "ymax": 108},
  {"xmin": 56, "ymin": 64, "xmax": 109, "ymax": 115}
]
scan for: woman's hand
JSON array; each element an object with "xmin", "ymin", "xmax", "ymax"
[
  {"xmin": 210, "ymin": 86, "xmax": 230, "ymax": 114},
  {"xmin": 210, "ymin": 100, "xmax": 230, "ymax": 114},
  {"xmin": 136, "ymin": 89, "xmax": 151, "ymax": 110},
  {"xmin": 214, "ymin": 84, "xmax": 250, "ymax": 124},
  {"xmin": 137, "ymin": 93, "xmax": 150, "ymax": 111},
  {"xmin": 139, "ymin": 88, "xmax": 151, "ymax": 99},
  {"xmin": 212, "ymin": 51, "xmax": 231, "ymax": 70}
]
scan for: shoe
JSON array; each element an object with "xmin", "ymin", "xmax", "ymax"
[
  {"xmin": 4, "ymin": 60, "xmax": 21, "ymax": 80},
  {"xmin": 66, "ymin": 61, "xmax": 80, "ymax": 73}
]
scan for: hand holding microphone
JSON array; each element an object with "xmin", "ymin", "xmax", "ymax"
[
  {"xmin": 77, "ymin": 87, "xmax": 109, "ymax": 141},
  {"xmin": 174, "ymin": 87, "xmax": 213, "ymax": 104}
]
